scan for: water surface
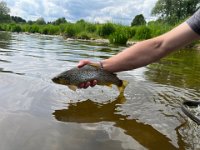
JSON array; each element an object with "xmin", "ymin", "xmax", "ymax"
[{"xmin": 0, "ymin": 32, "xmax": 200, "ymax": 150}]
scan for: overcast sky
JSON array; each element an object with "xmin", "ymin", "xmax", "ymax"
[{"xmin": 4, "ymin": 0, "xmax": 158, "ymax": 25}]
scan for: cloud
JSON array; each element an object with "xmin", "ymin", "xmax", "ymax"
[{"xmin": 4, "ymin": 0, "xmax": 157, "ymax": 25}]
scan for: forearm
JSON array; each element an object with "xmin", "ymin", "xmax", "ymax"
[{"xmin": 102, "ymin": 37, "xmax": 168, "ymax": 72}]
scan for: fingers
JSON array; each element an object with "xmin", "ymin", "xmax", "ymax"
[
  {"xmin": 77, "ymin": 60, "xmax": 92, "ymax": 68},
  {"xmin": 77, "ymin": 59, "xmax": 98, "ymax": 89},
  {"xmin": 91, "ymin": 80, "xmax": 97, "ymax": 87},
  {"xmin": 78, "ymin": 80, "xmax": 97, "ymax": 89},
  {"xmin": 84, "ymin": 81, "xmax": 90, "ymax": 89},
  {"xmin": 79, "ymin": 83, "xmax": 85, "ymax": 88}
]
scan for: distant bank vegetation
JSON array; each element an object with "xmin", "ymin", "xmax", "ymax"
[
  {"xmin": 0, "ymin": 20, "xmax": 173, "ymax": 45},
  {"xmin": 0, "ymin": 0, "xmax": 199, "ymax": 45}
]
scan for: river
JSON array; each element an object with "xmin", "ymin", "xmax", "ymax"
[{"xmin": 0, "ymin": 32, "xmax": 200, "ymax": 150}]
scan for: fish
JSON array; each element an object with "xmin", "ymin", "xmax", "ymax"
[{"xmin": 52, "ymin": 64, "xmax": 127, "ymax": 91}]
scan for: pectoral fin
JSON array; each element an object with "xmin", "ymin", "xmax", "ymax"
[
  {"xmin": 68, "ymin": 85, "xmax": 77, "ymax": 91},
  {"xmin": 104, "ymin": 83, "xmax": 113, "ymax": 88}
]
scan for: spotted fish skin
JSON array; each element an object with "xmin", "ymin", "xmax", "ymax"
[{"xmin": 52, "ymin": 64, "xmax": 123, "ymax": 89}]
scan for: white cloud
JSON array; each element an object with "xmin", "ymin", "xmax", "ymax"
[{"xmin": 4, "ymin": 0, "xmax": 157, "ymax": 25}]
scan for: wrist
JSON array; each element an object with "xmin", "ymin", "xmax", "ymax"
[
  {"xmin": 99, "ymin": 61, "xmax": 104, "ymax": 69},
  {"xmin": 101, "ymin": 59, "xmax": 114, "ymax": 72}
]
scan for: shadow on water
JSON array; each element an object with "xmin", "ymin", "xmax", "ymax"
[{"xmin": 53, "ymin": 92, "xmax": 185, "ymax": 150}]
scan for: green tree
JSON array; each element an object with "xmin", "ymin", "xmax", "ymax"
[
  {"xmin": 11, "ymin": 16, "xmax": 26, "ymax": 23},
  {"xmin": 35, "ymin": 17, "xmax": 46, "ymax": 25},
  {"xmin": 52, "ymin": 17, "xmax": 67, "ymax": 25},
  {"xmin": 152, "ymin": 0, "xmax": 200, "ymax": 24},
  {"xmin": 131, "ymin": 14, "xmax": 146, "ymax": 26},
  {"xmin": 0, "ymin": 1, "xmax": 10, "ymax": 22},
  {"xmin": 27, "ymin": 20, "xmax": 34, "ymax": 25}
]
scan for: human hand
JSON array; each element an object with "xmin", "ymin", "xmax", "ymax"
[{"xmin": 77, "ymin": 60, "xmax": 98, "ymax": 89}]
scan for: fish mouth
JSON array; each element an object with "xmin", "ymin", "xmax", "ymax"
[
  {"xmin": 52, "ymin": 77, "xmax": 59, "ymax": 83},
  {"xmin": 52, "ymin": 76, "xmax": 68, "ymax": 85}
]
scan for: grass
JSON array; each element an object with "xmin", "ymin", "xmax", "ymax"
[{"xmin": 0, "ymin": 21, "xmax": 174, "ymax": 45}]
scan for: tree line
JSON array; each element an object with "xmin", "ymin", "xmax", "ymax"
[{"xmin": 1, "ymin": 0, "xmax": 200, "ymax": 25}]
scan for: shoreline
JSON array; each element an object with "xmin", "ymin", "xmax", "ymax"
[
  {"xmin": 65, "ymin": 37, "xmax": 137, "ymax": 46},
  {"xmin": 2, "ymin": 31, "xmax": 200, "ymax": 49}
]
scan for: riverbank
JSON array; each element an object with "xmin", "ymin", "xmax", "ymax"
[
  {"xmin": 65, "ymin": 37, "xmax": 137, "ymax": 46},
  {"xmin": 2, "ymin": 30, "xmax": 200, "ymax": 50},
  {"xmin": 3, "ymin": 22, "xmax": 200, "ymax": 48},
  {"xmin": 0, "ymin": 22, "xmax": 173, "ymax": 45},
  {"xmin": 24, "ymin": 31, "xmax": 200, "ymax": 49}
]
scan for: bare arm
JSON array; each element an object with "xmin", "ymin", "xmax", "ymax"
[
  {"xmin": 77, "ymin": 22, "xmax": 200, "ymax": 88},
  {"xmin": 101, "ymin": 22, "xmax": 200, "ymax": 72}
]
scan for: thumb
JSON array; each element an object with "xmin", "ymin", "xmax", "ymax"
[{"xmin": 77, "ymin": 60, "xmax": 92, "ymax": 68}]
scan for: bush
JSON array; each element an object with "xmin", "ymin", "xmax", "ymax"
[
  {"xmin": 21, "ymin": 24, "xmax": 31, "ymax": 32},
  {"xmin": 0, "ymin": 25, "xmax": 3, "ymax": 31},
  {"xmin": 135, "ymin": 26, "xmax": 152, "ymax": 40},
  {"xmin": 147, "ymin": 22, "xmax": 172, "ymax": 37},
  {"xmin": 98, "ymin": 23, "xmax": 116, "ymax": 37},
  {"xmin": 123, "ymin": 27, "xmax": 136, "ymax": 39},
  {"xmin": 75, "ymin": 19, "xmax": 87, "ymax": 31},
  {"xmin": 4, "ymin": 24, "xmax": 11, "ymax": 31},
  {"xmin": 59, "ymin": 23, "xmax": 67, "ymax": 33},
  {"xmin": 3, "ymin": 24, "xmax": 10, "ymax": 31},
  {"xmin": 28, "ymin": 25, "xmax": 40, "ymax": 33},
  {"xmin": 11, "ymin": 24, "xmax": 22, "ymax": 32},
  {"xmin": 85, "ymin": 23, "xmax": 96, "ymax": 33},
  {"xmin": 77, "ymin": 32, "xmax": 91, "ymax": 40},
  {"xmin": 64, "ymin": 25, "xmax": 76, "ymax": 38},
  {"xmin": 109, "ymin": 30, "xmax": 128, "ymax": 45},
  {"xmin": 40, "ymin": 27, "xmax": 49, "ymax": 34},
  {"xmin": 47, "ymin": 25, "xmax": 59, "ymax": 35}
]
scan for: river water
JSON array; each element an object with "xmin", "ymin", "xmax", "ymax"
[{"xmin": 0, "ymin": 32, "xmax": 200, "ymax": 150}]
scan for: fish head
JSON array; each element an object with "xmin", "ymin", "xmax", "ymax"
[{"xmin": 52, "ymin": 75, "xmax": 70, "ymax": 85}]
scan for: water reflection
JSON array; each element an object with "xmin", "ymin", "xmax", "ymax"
[
  {"xmin": 53, "ymin": 92, "xmax": 183, "ymax": 150},
  {"xmin": 0, "ymin": 32, "xmax": 11, "ymax": 49},
  {"xmin": 146, "ymin": 49, "xmax": 200, "ymax": 90}
]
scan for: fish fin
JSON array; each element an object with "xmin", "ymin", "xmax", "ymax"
[
  {"xmin": 118, "ymin": 80, "xmax": 128, "ymax": 93},
  {"xmin": 118, "ymin": 92, "xmax": 126, "ymax": 103},
  {"xmin": 104, "ymin": 83, "xmax": 113, "ymax": 88},
  {"xmin": 68, "ymin": 85, "xmax": 77, "ymax": 91},
  {"xmin": 108, "ymin": 84, "xmax": 113, "ymax": 88}
]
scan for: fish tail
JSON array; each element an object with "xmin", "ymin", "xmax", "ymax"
[
  {"xmin": 116, "ymin": 80, "xmax": 128, "ymax": 103},
  {"xmin": 118, "ymin": 80, "xmax": 128, "ymax": 93}
]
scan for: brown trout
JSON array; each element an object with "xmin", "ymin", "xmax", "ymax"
[{"xmin": 52, "ymin": 64, "xmax": 127, "ymax": 91}]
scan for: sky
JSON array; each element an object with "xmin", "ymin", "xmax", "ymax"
[{"xmin": 3, "ymin": 0, "xmax": 158, "ymax": 25}]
